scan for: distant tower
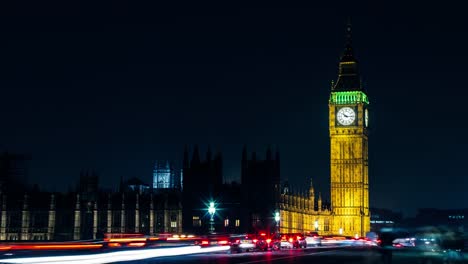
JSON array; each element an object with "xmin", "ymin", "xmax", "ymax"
[
  {"xmin": 153, "ymin": 160, "xmax": 181, "ymax": 190},
  {"xmin": 309, "ymin": 179, "xmax": 315, "ymax": 211},
  {"xmin": 329, "ymin": 22, "xmax": 370, "ymax": 236},
  {"xmin": 153, "ymin": 161, "xmax": 172, "ymax": 189}
]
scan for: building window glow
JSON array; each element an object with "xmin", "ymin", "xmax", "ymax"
[
  {"xmin": 171, "ymin": 221, "xmax": 177, "ymax": 228},
  {"xmin": 224, "ymin": 219, "xmax": 229, "ymax": 227},
  {"xmin": 192, "ymin": 216, "xmax": 201, "ymax": 227},
  {"xmin": 235, "ymin": 219, "xmax": 240, "ymax": 227}
]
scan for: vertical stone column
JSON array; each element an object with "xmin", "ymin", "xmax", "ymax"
[
  {"xmin": 300, "ymin": 192, "xmax": 305, "ymax": 210},
  {"xmin": 0, "ymin": 195, "xmax": 6, "ymax": 240},
  {"xmin": 120, "ymin": 193, "xmax": 125, "ymax": 233},
  {"xmin": 93, "ymin": 201, "xmax": 98, "ymax": 239},
  {"xmin": 149, "ymin": 194, "xmax": 154, "ymax": 236},
  {"xmin": 21, "ymin": 194, "xmax": 30, "ymax": 241},
  {"xmin": 135, "ymin": 193, "xmax": 139, "ymax": 233},
  {"xmin": 107, "ymin": 194, "xmax": 112, "ymax": 234},
  {"xmin": 73, "ymin": 194, "xmax": 81, "ymax": 240},
  {"xmin": 47, "ymin": 194, "xmax": 56, "ymax": 240},
  {"xmin": 318, "ymin": 193, "xmax": 322, "ymax": 212}
]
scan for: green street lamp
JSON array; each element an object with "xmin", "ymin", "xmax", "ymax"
[{"xmin": 208, "ymin": 202, "xmax": 216, "ymax": 233}]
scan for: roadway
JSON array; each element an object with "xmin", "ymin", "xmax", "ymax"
[
  {"xmin": 122, "ymin": 246, "xmax": 467, "ymax": 264},
  {"xmin": 0, "ymin": 245, "xmax": 466, "ymax": 263}
]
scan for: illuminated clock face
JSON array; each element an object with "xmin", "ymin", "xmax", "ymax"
[
  {"xmin": 365, "ymin": 109, "xmax": 369, "ymax": 127},
  {"xmin": 336, "ymin": 107, "xmax": 356, "ymax": 126}
]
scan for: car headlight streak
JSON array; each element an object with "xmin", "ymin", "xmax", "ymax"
[{"xmin": 0, "ymin": 245, "xmax": 231, "ymax": 264}]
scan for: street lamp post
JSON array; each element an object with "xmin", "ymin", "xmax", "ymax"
[
  {"xmin": 208, "ymin": 202, "xmax": 216, "ymax": 233},
  {"xmin": 274, "ymin": 211, "xmax": 280, "ymax": 234}
]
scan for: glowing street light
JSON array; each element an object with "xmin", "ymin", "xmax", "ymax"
[
  {"xmin": 339, "ymin": 227, "xmax": 343, "ymax": 235},
  {"xmin": 314, "ymin": 220, "xmax": 319, "ymax": 231},
  {"xmin": 208, "ymin": 202, "xmax": 216, "ymax": 233},
  {"xmin": 274, "ymin": 211, "xmax": 280, "ymax": 234},
  {"xmin": 274, "ymin": 212, "xmax": 280, "ymax": 223}
]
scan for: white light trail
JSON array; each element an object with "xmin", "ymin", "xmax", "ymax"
[{"xmin": 0, "ymin": 245, "xmax": 230, "ymax": 264}]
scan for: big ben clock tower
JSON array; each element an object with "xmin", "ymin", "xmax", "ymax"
[{"xmin": 330, "ymin": 24, "xmax": 370, "ymax": 237}]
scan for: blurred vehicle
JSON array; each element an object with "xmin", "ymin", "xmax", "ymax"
[
  {"xmin": 321, "ymin": 235, "xmax": 348, "ymax": 245},
  {"xmin": 304, "ymin": 231, "xmax": 322, "ymax": 247},
  {"xmin": 280, "ymin": 233, "xmax": 307, "ymax": 248},
  {"xmin": 229, "ymin": 234, "xmax": 256, "ymax": 253},
  {"xmin": 392, "ymin": 237, "xmax": 416, "ymax": 248},
  {"xmin": 413, "ymin": 228, "xmax": 465, "ymax": 252},
  {"xmin": 103, "ymin": 233, "xmax": 147, "ymax": 248},
  {"xmin": 365, "ymin": 231, "xmax": 380, "ymax": 246},
  {"xmin": 197, "ymin": 234, "xmax": 230, "ymax": 247},
  {"xmin": 351, "ymin": 236, "xmax": 372, "ymax": 246},
  {"xmin": 411, "ymin": 228, "xmax": 466, "ymax": 264},
  {"xmin": 254, "ymin": 232, "xmax": 281, "ymax": 251}
]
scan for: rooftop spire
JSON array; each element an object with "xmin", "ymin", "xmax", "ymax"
[
  {"xmin": 340, "ymin": 19, "xmax": 355, "ymax": 63},
  {"xmin": 333, "ymin": 19, "xmax": 362, "ymax": 91}
]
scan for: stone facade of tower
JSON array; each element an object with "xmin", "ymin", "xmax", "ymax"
[
  {"xmin": 328, "ymin": 24, "xmax": 370, "ymax": 237},
  {"xmin": 278, "ymin": 24, "xmax": 370, "ymax": 237}
]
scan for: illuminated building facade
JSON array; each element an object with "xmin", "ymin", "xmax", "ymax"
[
  {"xmin": 278, "ymin": 24, "xmax": 370, "ymax": 237},
  {"xmin": 278, "ymin": 180, "xmax": 333, "ymax": 235},
  {"xmin": 153, "ymin": 160, "xmax": 181, "ymax": 190}
]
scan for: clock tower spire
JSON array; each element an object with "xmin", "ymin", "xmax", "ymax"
[
  {"xmin": 329, "ymin": 22, "xmax": 370, "ymax": 237},
  {"xmin": 333, "ymin": 21, "xmax": 362, "ymax": 92}
]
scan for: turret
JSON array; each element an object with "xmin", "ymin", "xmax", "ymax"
[
  {"xmin": 309, "ymin": 178, "xmax": 315, "ymax": 211},
  {"xmin": 282, "ymin": 181, "xmax": 289, "ymax": 194},
  {"xmin": 318, "ymin": 192, "xmax": 322, "ymax": 211}
]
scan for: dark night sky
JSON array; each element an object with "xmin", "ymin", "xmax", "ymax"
[{"xmin": 0, "ymin": 2, "xmax": 467, "ymax": 216}]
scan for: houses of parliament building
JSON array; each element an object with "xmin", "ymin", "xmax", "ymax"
[{"xmin": 0, "ymin": 25, "xmax": 370, "ymax": 240}]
